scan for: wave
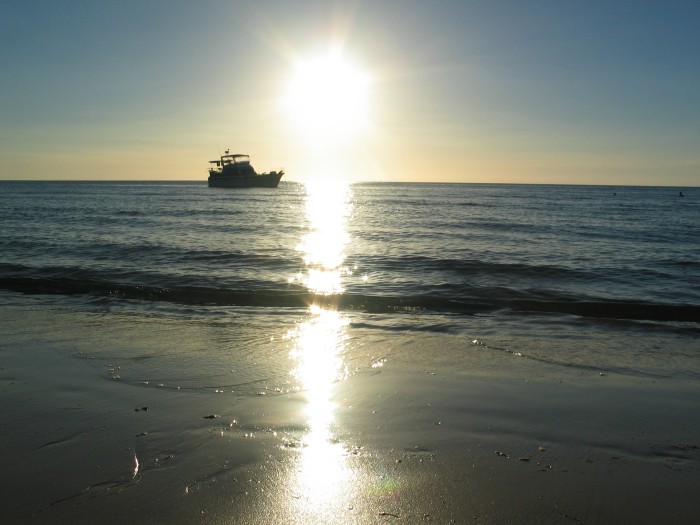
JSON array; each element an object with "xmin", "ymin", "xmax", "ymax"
[
  {"xmin": 351, "ymin": 254, "xmax": 588, "ymax": 276},
  {"xmin": 1, "ymin": 273, "xmax": 698, "ymax": 323},
  {"xmin": 468, "ymin": 339, "xmax": 675, "ymax": 380}
]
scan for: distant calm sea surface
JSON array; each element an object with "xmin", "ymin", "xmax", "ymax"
[{"xmin": 1, "ymin": 181, "xmax": 698, "ymax": 379}]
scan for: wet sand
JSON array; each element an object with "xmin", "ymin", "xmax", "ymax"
[{"xmin": 1, "ymin": 300, "xmax": 699, "ymax": 524}]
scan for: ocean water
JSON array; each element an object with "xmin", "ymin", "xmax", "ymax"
[{"xmin": 1, "ymin": 181, "xmax": 698, "ymax": 381}]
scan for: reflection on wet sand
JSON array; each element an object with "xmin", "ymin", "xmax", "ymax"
[
  {"xmin": 288, "ymin": 181, "xmax": 354, "ymax": 511},
  {"xmin": 290, "ymin": 307, "xmax": 351, "ymax": 509}
]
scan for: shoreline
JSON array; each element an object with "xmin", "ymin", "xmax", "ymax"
[{"xmin": 1, "ymin": 297, "xmax": 699, "ymax": 523}]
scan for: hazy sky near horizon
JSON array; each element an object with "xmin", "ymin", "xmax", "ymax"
[{"xmin": 1, "ymin": 1, "xmax": 698, "ymax": 185}]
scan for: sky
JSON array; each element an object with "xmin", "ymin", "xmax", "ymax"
[{"xmin": 1, "ymin": 0, "xmax": 699, "ymax": 185}]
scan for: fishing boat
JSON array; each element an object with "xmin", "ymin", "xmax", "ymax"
[{"xmin": 208, "ymin": 151, "xmax": 284, "ymax": 188}]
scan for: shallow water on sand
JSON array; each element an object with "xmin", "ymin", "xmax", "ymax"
[{"xmin": 1, "ymin": 296, "xmax": 699, "ymax": 524}]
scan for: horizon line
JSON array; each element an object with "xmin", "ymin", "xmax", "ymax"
[{"xmin": 0, "ymin": 179, "xmax": 696, "ymax": 189}]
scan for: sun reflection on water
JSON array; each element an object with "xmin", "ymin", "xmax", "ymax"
[
  {"xmin": 287, "ymin": 181, "xmax": 355, "ymax": 511},
  {"xmin": 293, "ymin": 181, "xmax": 353, "ymax": 295},
  {"xmin": 289, "ymin": 306, "xmax": 351, "ymax": 506},
  {"xmin": 290, "ymin": 305, "xmax": 349, "ymax": 397}
]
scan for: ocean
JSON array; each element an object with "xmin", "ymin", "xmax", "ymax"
[
  {"xmin": 2, "ymin": 180, "xmax": 699, "ymax": 523},
  {"xmin": 1, "ymin": 181, "xmax": 698, "ymax": 380}
]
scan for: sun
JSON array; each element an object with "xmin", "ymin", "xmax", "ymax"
[{"xmin": 283, "ymin": 49, "xmax": 371, "ymax": 144}]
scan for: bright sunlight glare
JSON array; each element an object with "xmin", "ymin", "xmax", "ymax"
[
  {"xmin": 288, "ymin": 306, "xmax": 352, "ymax": 512},
  {"xmin": 294, "ymin": 181, "xmax": 352, "ymax": 295},
  {"xmin": 283, "ymin": 50, "xmax": 371, "ymax": 144}
]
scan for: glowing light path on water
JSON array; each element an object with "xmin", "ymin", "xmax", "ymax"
[
  {"xmin": 294, "ymin": 181, "xmax": 353, "ymax": 295},
  {"xmin": 288, "ymin": 181, "xmax": 357, "ymax": 512}
]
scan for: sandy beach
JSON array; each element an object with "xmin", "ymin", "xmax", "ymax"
[{"xmin": 1, "ymin": 296, "xmax": 698, "ymax": 524}]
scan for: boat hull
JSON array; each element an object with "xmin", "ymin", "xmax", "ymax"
[{"xmin": 208, "ymin": 172, "xmax": 283, "ymax": 188}]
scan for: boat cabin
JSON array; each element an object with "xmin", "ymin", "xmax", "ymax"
[{"xmin": 209, "ymin": 153, "xmax": 255, "ymax": 177}]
